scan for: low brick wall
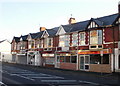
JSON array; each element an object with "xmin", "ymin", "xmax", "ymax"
[
  {"xmin": 89, "ymin": 64, "xmax": 112, "ymax": 73},
  {"xmin": 60, "ymin": 62, "xmax": 77, "ymax": 70}
]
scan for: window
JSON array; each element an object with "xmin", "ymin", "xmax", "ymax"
[
  {"xmin": 31, "ymin": 41, "xmax": 34, "ymax": 48},
  {"xmin": 44, "ymin": 38, "xmax": 53, "ymax": 48},
  {"xmin": 79, "ymin": 32, "xmax": 85, "ymax": 45},
  {"xmin": 59, "ymin": 35, "xmax": 70, "ymax": 47},
  {"xmin": 57, "ymin": 56, "xmax": 60, "ymax": 62},
  {"xmin": 57, "ymin": 55, "xmax": 77, "ymax": 63},
  {"xmin": 40, "ymin": 39, "xmax": 43, "ymax": 48},
  {"xmin": 90, "ymin": 54, "xmax": 101, "ymax": 64},
  {"xmin": 60, "ymin": 56, "xmax": 65, "ymax": 62},
  {"xmin": 90, "ymin": 30, "xmax": 102, "ymax": 45},
  {"xmin": 48, "ymin": 38, "xmax": 53, "ymax": 47},
  {"xmin": 90, "ymin": 54, "xmax": 109, "ymax": 64},
  {"xmin": 71, "ymin": 56, "xmax": 77, "ymax": 63},
  {"xmin": 28, "ymin": 40, "xmax": 34, "ymax": 49},
  {"xmin": 98, "ymin": 30, "xmax": 102, "ymax": 44},
  {"xmin": 44, "ymin": 38, "xmax": 47, "ymax": 48},
  {"xmin": 59, "ymin": 35, "xmax": 65, "ymax": 47},
  {"xmin": 72, "ymin": 33, "xmax": 78, "ymax": 46},
  {"xmin": 44, "ymin": 57, "xmax": 55, "ymax": 65},
  {"xmin": 65, "ymin": 56, "xmax": 70, "ymax": 62},
  {"xmin": 103, "ymin": 54, "xmax": 109, "ymax": 64}
]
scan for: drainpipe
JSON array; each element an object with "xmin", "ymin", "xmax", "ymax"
[{"xmin": 112, "ymin": 25, "xmax": 115, "ymax": 73}]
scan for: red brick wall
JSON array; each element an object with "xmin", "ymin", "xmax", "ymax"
[
  {"xmin": 53, "ymin": 36, "xmax": 59, "ymax": 47},
  {"xmin": 104, "ymin": 26, "xmax": 119, "ymax": 43},
  {"xmin": 85, "ymin": 31, "xmax": 89, "ymax": 45},
  {"xmin": 60, "ymin": 63, "xmax": 77, "ymax": 70}
]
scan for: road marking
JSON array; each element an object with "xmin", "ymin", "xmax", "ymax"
[
  {"xmin": 41, "ymin": 80, "xmax": 77, "ymax": 83},
  {"xmin": 32, "ymin": 76, "xmax": 64, "ymax": 79},
  {"xmin": 0, "ymin": 81, "xmax": 7, "ymax": 86},
  {"xmin": 79, "ymin": 80, "xmax": 100, "ymax": 85},
  {"xmin": 11, "ymin": 71, "xmax": 34, "ymax": 74},
  {"xmin": 10, "ymin": 74, "xmax": 35, "ymax": 81}
]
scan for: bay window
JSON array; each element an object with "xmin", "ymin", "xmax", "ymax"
[
  {"xmin": 40, "ymin": 39, "xmax": 43, "ymax": 48},
  {"xmin": 90, "ymin": 30, "xmax": 102, "ymax": 45},
  {"xmin": 79, "ymin": 32, "xmax": 85, "ymax": 45},
  {"xmin": 72, "ymin": 33, "xmax": 78, "ymax": 46},
  {"xmin": 44, "ymin": 38, "xmax": 53, "ymax": 48},
  {"xmin": 59, "ymin": 35, "xmax": 70, "ymax": 47}
]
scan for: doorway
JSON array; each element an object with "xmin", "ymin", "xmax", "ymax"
[{"xmin": 80, "ymin": 55, "xmax": 90, "ymax": 70}]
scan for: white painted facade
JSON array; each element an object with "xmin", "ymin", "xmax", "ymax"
[{"xmin": 0, "ymin": 40, "xmax": 12, "ymax": 62}]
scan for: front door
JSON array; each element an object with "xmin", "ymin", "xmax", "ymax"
[{"xmin": 80, "ymin": 55, "xmax": 90, "ymax": 70}]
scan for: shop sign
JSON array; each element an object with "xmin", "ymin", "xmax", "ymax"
[
  {"xmin": 42, "ymin": 54, "xmax": 54, "ymax": 57},
  {"xmin": 78, "ymin": 49, "xmax": 112, "ymax": 54}
]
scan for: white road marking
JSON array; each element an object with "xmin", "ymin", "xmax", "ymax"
[
  {"xmin": 79, "ymin": 80, "xmax": 100, "ymax": 85},
  {"xmin": 32, "ymin": 76, "xmax": 64, "ymax": 79},
  {"xmin": 0, "ymin": 81, "xmax": 7, "ymax": 86},
  {"xmin": 41, "ymin": 80, "xmax": 77, "ymax": 83},
  {"xmin": 3, "ymin": 66, "xmax": 103, "ymax": 86},
  {"xmin": 10, "ymin": 74, "xmax": 35, "ymax": 81}
]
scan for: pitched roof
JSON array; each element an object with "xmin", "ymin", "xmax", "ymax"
[
  {"xmin": 21, "ymin": 35, "xmax": 28, "ymax": 41},
  {"xmin": 94, "ymin": 13, "xmax": 119, "ymax": 26},
  {"xmin": 0, "ymin": 40, "xmax": 5, "ymax": 43},
  {"xmin": 29, "ymin": 32, "xmax": 41, "ymax": 39},
  {"xmin": 13, "ymin": 37, "xmax": 20, "ymax": 43},
  {"xmin": 0, "ymin": 39, "xmax": 10, "ymax": 44},
  {"xmin": 46, "ymin": 27, "xmax": 59, "ymax": 37},
  {"xmin": 62, "ymin": 13, "xmax": 119, "ymax": 33},
  {"xmin": 61, "ymin": 20, "xmax": 89, "ymax": 33},
  {"xmin": 34, "ymin": 31, "xmax": 44, "ymax": 39}
]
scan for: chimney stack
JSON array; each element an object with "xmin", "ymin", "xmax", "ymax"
[
  {"xmin": 68, "ymin": 14, "xmax": 76, "ymax": 24},
  {"xmin": 40, "ymin": 27, "xmax": 46, "ymax": 32},
  {"xmin": 68, "ymin": 17, "xmax": 76, "ymax": 24}
]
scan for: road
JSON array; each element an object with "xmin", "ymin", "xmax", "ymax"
[{"xmin": 1, "ymin": 62, "xmax": 120, "ymax": 86}]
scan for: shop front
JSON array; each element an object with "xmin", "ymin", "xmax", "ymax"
[
  {"xmin": 78, "ymin": 49, "xmax": 112, "ymax": 73},
  {"xmin": 27, "ymin": 51, "xmax": 41, "ymax": 66},
  {"xmin": 55, "ymin": 52, "xmax": 77, "ymax": 70},
  {"xmin": 42, "ymin": 53, "xmax": 55, "ymax": 67}
]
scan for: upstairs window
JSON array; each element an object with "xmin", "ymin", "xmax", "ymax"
[
  {"xmin": 90, "ymin": 30, "xmax": 102, "ymax": 45},
  {"xmin": 59, "ymin": 35, "xmax": 70, "ymax": 47},
  {"xmin": 79, "ymin": 32, "xmax": 85, "ymax": 45},
  {"xmin": 72, "ymin": 33, "xmax": 78, "ymax": 46},
  {"xmin": 28, "ymin": 40, "xmax": 34, "ymax": 49},
  {"xmin": 44, "ymin": 38, "xmax": 53, "ymax": 48},
  {"xmin": 40, "ymin": 39, "xmax": 43, "ymax": 48},
  {"xmin": 48, "ymin": 38, "xmax": 53, "ymax": 47}
]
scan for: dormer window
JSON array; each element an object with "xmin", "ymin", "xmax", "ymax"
[{"xmin": 88, "ymin": 21, "xmax": 98, "ymax": 29}]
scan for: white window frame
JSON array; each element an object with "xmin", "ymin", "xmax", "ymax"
[
  {"xmin": 90, "ymin": 30, "xmax": 102, "ymax": 45},
  {"xmin": 59, "ymin": 35, "xmax": 70, "ymax": 47},
  {"xmin": 72, "ymin": 33, "xmax": 78, "ymax": 46},
  {"xmin": 79, "ymin": 32, "xmax": 85, "ymax": 45}
]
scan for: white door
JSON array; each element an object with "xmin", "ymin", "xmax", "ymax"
[{"xmin": 80, "ymin": 55, "xmax": 90, "ymax": 70}]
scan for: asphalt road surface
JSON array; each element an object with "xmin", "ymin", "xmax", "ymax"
[{"xmin": 1, "ymin": 62, "xmax": 120, "ymax": 86}]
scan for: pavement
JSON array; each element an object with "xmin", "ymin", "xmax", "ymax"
[{"xmin": 1, "ymin": 62, "xmax": 120, "ymax": 86}]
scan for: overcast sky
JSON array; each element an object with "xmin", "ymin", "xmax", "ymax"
[{"xmin": 0, "ymin": 0, "xmax": 119, "ymax": 42}]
